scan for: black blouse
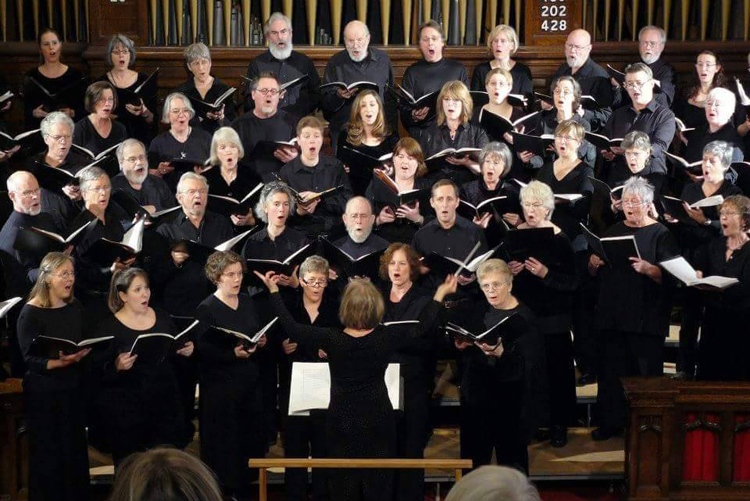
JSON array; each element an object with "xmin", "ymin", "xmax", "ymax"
[
  {"xmin": 147, "ymin": 127, "xmax": 212, "ymax": 191},
  {"xmin": 97, "ymin": 71, "xmax": 159, "ymax": 144},
  {"xmin": 17, "ymin": 301, "xmax": 85, "ymax": 390},
  {"xmin": 23, "ymin": 66, "xmax": 88, "ymax": 130},
  {"xmin": 194, "ymin": 294, "xmax": 263, "ymax": 384},
  {"xmin": 471, "ymin": 61, "xmax": 534, "ymax": 101},
  {"xmin": 175, "ymin": 77, "xmax": 237, "ymax": 135},
  {"xmin": 693, "ymin": 237, "xmax": 750, "ymax": 311},
  {"xmin": 98, "ymin": 309, "xmax": 179, "ymax": 385},
  {"xmin": 366, "ymin": 175, "xmax": 433, "ymax": 244},
  {"xmin": 673, "ymin": 180, "xmax": 743, "ymax": 256},
  {"xmin": 506, "ymin": 231, "xmax": 579, "ymax": 333},
  {"xmin": 535, "ymin": 161, "xmax": 594, "ymax": 248},
  {"xmin": 594, "ymin": 221, "xmax": 679, "ymax": 336},
  {"xmin": 419, "ymin": 121, "xmax": 489, "ymax": 186},
  {"xmin": 337, "ymin": 131, "xmax": 400, "ymax": 196},
  {"xmin": 72, "ymin": 116, "xmax": 128, "ymax": 157}
]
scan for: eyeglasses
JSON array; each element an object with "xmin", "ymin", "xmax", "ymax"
[
  {"xmin": 16, "ymin": 188, "xmax": 40, "ymax": 198},
  {"xmin": 565, "ymin": 43, "xmax": 590, "ymax": 51},
  {"xmin": 706, "ymin": 100, "xmax": 725, "ymax": 109},
  {"xmin": 124, "ymin": 155, "xmax": 147, "ymax": 164},
  {"xmin": 182, "ymin": 189, "xmax": 208, "ymax": 197},
  {"xmin": 480, "ymin": 281, "xmax": 508, "ymax": 292},
  {"xmin": 720, "ymin": 210, "xmax": 739, "ymax": 217},
  {"xmin": 553, "ymin": 89, "xmax": 574, "ymax": 97},
  {"xmin": 256, "ymin": 88, "xmax": 280, "ymax": 96},
  {"xmin": 483, "ymin": 159, "xmax": 505, "ymax": 168},
  {"xmin": 99, "ymin": 97, "xmax": 115, "ymax": 104},
  {"xmin": 345, "ymin": 37, "xmax": 368, "ymax": 47},
  {"xmin": 111, "ymin": 49, "xmax": 129, "ymax": 56},
  {"xmin": 555, "ymin": 135, "xmax": 579, "ymax": 142},
  {"xmin": 625, "ymin": 150, "xmax": 648, "ymax": 158},
  {"xmin": 488, "ymin": 81, "xmax": 510, "ymax": 88},
  {"xmin": 48, "ymin": 134, "xmax": 72, "ymax": 143},
  {"xmin": 621, "ymin": 200, "xmax": 646, "ymax": 208},
  {"xmin": 302, "ymin": 278, "xmax": 328, "ymax": 288},
  {"xmin": 521, "ymin": 202, "xmax": 545, "ymax": 209},
  {"xmin": 421, "ymin": 36, "xmax": 441, "ymax": 44},
  {"xmin": 347, "ymin": 213, "xmax": 371, "ymax": 220},
  {"xmin": 640, "ymin": 41, "xmax": 661, "ymax": 48},
  {"xmin": 624, "ymin": 80, "xmax": 650, "ymax": 90},
  {"xmin": 52, "ymin": 271, "xmax": 75, "ymax": 280},
  {"xmin": 170, "ymin": 108, "xmax": 191, "ymax": 116},
  {"xmin": 86, "ymin": 185, "xmax": 111, "ymax": 193},
  {"xmin": 442, "ymin": 97, "xmax": 461, "ymax": 103}
]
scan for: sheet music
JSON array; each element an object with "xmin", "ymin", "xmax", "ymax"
[{"xmin": 288, "ymin": 362, "xmax": 401, "ymax": 416}]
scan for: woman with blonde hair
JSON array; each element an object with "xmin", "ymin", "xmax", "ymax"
[
  {"xmin": 471, "ymin": 24, "xmax": 533, "ymax": 100},
  {"xmin": 338, "ymin": 89, "xmax": 400, "ymax": 195},
  {"xmin": 97, "ymin": 267, "xmax": 191, "ymax": 466},
  {"xmin": 16, "ymin": 252, "xmax": 90, "ymax": 501},
  {"xmin": 255, "ymin": 269, "xmax": 457, "ymax": 501},
  {"xmin": 203, "ymin": 126, "xmax": 258, "ymax": 227},
  {"xmin": 535, "ymin": 119, "xmax": 594, "ymax": 251},
  {"xmin": 419, "ymin": 80, "xmax": 489, "ymax": 186}
]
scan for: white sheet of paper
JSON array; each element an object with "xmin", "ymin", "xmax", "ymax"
[{"xmin": 288, "ymin": 362, "xmax": 401, "ymax": 416}]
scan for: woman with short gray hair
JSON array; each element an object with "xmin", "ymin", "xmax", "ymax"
[
  {"xmin": 446, "ymin": 465, "xmax": 541, "ymax": 501},
  {"xmin": 605, "ymin": 131, "xmax": 666, "ymax": 212},
  {"xmin": 148, "ymin": 92, "xmax": 212, "ymax": 192},
  {"xmin": 665, "ymin": 140, "xmax": 742, "ymax": 380},
  {"xmin": 241, "ymin": 180, "xmax": 309, "ymax": 290},
  {"xmin": 461, "ymin": 141, "xmax": 521, "ymax": 241},
  {"xmin": 588, "ymin": 175, "xmax": 678, "ymax": 441},
  {"xmin": 507, "ymin": 180, "xmax": 578, "ymax": 448},
  {"xmin": 99, "ymin": 33, "xmax": 157, "ymax": 143},
  {"xmin": 69, "ymin": 165, "xmax": 134, "ymax": 324},
  {"xmin": 175, "ymin": 42, "xmax": 236, "ymax": 134}
]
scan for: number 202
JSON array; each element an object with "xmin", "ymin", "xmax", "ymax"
[{"xmin": 541, "ymin": 5, "xmax": 567, "ymax": 17}]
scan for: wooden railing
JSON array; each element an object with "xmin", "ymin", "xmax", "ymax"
[
  {"xmin": 247, "ymin": 458, "xmax": 473, "ymax": 501},
  {"xmin": 623, "ymin": 377, "xmax": 750, "ymax": 501}
]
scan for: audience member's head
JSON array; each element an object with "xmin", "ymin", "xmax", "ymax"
[
  {"xmin": 108, "ymin": 447, "xmax": 224, "ymax": 501},
  {"xmin": 445, "ymin": 465, "xmax": 541, "ymax": 501}
]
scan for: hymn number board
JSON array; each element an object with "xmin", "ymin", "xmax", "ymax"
[{"xmin": 525, "ymin": 0, "xmax": 582, "ymax": 47}]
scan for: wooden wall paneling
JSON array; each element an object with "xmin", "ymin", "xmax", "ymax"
[{"xmin": 88, "ymin": 0, "xmax": 146, "ymax": 46}]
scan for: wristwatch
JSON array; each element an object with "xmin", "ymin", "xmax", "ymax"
[{"xmin": 703, "ymin": 219, "xmax": 712, "ymax": 226}]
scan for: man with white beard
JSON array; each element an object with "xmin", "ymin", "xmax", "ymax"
[
  {"xmin": 231, "ymin": 72, "xmax": 299, "ymax": 181},
  {"xmin": 550, "ymin": 29, "xmax": 614, "ymax": 131},
  {"xmin": 243, "ymin": 12, "xmax": 320, "ymax": 117},
  {"xmin": 111, "ymin": 139, "xmax": 175, "ymax": 214},
  {"xmin": 321, "ymin": 20, "xmax": 397, "ymax": 151},
  {"xmin": 330, "ymin": 196, "xmax": 389, "ymax": 284}
]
